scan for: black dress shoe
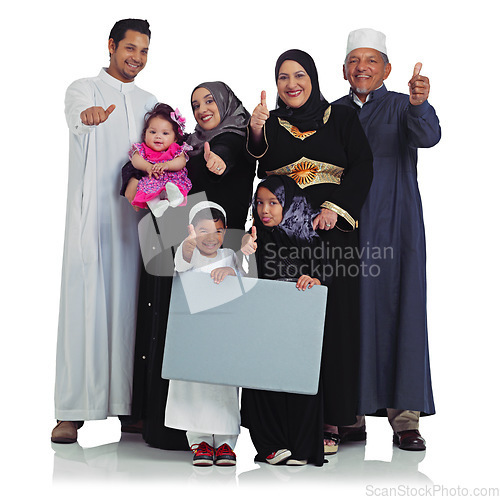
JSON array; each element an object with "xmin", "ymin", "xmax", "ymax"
[
  {"xmin": 393, "ymin": 429, "xmax": 426, "ymax": 451},
  {"xmin": 338, "ymin": 425, "xmax": 367, "ymax": 443},
  {"xmin": 121, "ymin": 420, "xmax": 143, "ymax": 434}
]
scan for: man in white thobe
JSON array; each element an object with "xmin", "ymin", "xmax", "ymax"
[{"xmin": 52, "ymin": 19, "xmax": 157, "ymax": 443}]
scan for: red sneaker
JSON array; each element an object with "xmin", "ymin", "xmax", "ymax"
[
  {"xmin": 266, "ymin": 449, "xmax": 292, "ymax": 465},
  {"xmin": 215, "ymin": 443, "xmax": 237, "ymax": 466},
  {"xmin": 191, "ymin": 441, "xmax": 214, "ymax": 466}
]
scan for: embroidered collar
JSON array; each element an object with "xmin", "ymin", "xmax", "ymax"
[{"xmin": 278, "ymin": 106, "xmax": 331, "ymax": 139}]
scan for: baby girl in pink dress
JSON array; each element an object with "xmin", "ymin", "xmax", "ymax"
[{"xmin": 130, "ymin": 103, "xmax": 192, "ymax": 217}]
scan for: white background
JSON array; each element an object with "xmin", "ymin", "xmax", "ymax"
[{"xmin": 2, "ymin": 0, "xmax": 499, "ymax": 498}]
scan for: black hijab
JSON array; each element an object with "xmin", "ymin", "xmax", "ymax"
[
  {"xmin": 253, "ymin": 175, "xmax": 320, "ymax": 246},
  {"xmin": 187, "ymin": 81, "xmax": 250, "ymax": 156},
  {"xmin": 272, "ymin": 49, "xmax": 329, "ymax": 132}
]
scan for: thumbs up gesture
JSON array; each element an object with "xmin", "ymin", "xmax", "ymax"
[
  {"xmin": 241, "ymin": 226, "xmax": 258, "ymax": 255},
  {"xmin": 408, "ymin": 62, "xmax": 430, "ymax": 106},
  {"xmin": 182, "ymin": 224, "xmax": 198, "ymax": 263},
  {"xmin": 80, "ymin": 104, "xmax": 116, "ymax": 126},
  {"xmin": 204, "ymin": 141, "xmax": 226, "ymax": 175},
  {"xmin": 250, "ymin": 90, "xmax": 270, "ymax": 134}
]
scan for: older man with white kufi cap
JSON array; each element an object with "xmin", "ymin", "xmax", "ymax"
[{"xmin": 332, "ymin": 28, "xmax": 441, "ymax": 452}]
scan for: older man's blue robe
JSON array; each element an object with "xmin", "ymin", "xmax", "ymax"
[{"xmin": 334, "ymin": 85, "xmax": 440, "ymax": 415}]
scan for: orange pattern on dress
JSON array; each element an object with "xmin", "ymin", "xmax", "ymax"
[{"xmin": 289, "ymin": 161, "xmax": 319, "ymax": 185}]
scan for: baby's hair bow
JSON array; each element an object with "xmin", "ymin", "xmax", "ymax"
[{"xmin": 171, "ymin": 108, "xmax": 187, "ymax": 135}]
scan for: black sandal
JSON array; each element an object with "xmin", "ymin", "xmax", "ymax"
[{"xmin": 324, "ymin": 431, "xmax": 340, "ymax": 455}]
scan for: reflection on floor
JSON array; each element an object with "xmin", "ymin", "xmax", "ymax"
[{"xmin": 52, "ymin": 419, "xmax": 430, "ymax": 494}]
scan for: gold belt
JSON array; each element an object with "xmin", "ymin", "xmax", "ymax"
[{"xmin": 266, "ymin": 157, "xmax": 344, "ymax": 188}]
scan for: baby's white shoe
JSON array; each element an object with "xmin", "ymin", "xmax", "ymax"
[
  {"xmin": 148, "ymin": 199, "xmax": 170, "ymax": 218},
  {"xmin": 165, "ymin": 182, "xmax": 185, "ymax": 208}
]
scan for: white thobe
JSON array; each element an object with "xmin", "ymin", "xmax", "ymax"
[
  {"xmin": 55, "ymin": 68, "xmax": 157, "ymax": 420},
  {"xmin": 164, "ymin": 246, "xmax": 241, "ymax": 436}
]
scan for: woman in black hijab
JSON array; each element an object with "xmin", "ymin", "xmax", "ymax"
[
  {"xmin": 247, "ymin": 49, "xmax": 373, "ymax": 455},
  {"xmin": 273, "ymin": 49, "xmax": 330, "ymax": 130}
]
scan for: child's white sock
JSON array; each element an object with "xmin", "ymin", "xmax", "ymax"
[{"xmin": 165, "ymin": 182, "xmax": 185, "ymax": 208}]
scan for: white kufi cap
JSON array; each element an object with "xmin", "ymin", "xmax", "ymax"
[
  {"xmin": 346, "ymin": 28, "xmax": 387, "ymax": 56},
  {"xmin": 189, "ymin": 201, "xmax": 226, "ymax": 224}
]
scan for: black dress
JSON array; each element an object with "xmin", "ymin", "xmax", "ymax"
[
  {"xmin": 241, "ymin": 239, "xmax": 326, "ymax": 465},
  {"xmin": 249, "ymin": 105, "xmax": 373, "ymax": 426},
  {"xmin": 240, "ymin": 175, "xmax": 331, "ymax": 466},
  {"xmin": 128, "ymin": 132, "xmax": 255, "ymax": 449}
]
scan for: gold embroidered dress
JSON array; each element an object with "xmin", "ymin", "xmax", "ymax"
[{"xmin": 248, "ymin": 103, "xmax": 373, "ymax": 425}]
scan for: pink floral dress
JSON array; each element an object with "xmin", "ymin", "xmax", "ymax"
[{"xmin": 131, "ymin": 142, "xmax": 193, "ymax": 208}]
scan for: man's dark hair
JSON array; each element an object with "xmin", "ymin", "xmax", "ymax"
[{"xmin": 109, "ymin": 19, "xmax": 151, "ymax": 46}]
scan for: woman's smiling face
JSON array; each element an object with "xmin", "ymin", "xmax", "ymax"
[
  {"xmin": 191, "ymin": 87, "xmax": 221, "ymax": 131},
  {"xmin": 276, "ymin": 60, "xmax": 312, "ymax": 109}
]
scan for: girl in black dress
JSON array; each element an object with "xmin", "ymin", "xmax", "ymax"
[{"xmin": 241, "ymin": 175, "xmax": 327, "ymax": 466}]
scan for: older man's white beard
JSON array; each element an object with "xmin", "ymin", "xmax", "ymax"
[{"xmin": 355, "ymin": 87, "xmax": 369, "ymax": 96}]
